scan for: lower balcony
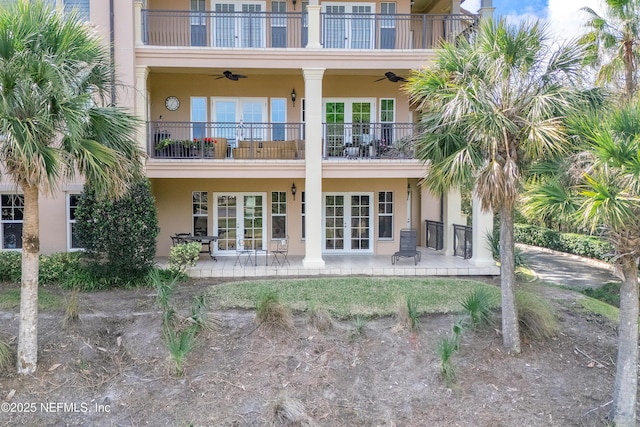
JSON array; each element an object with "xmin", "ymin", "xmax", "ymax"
[{"xmin": 147, "ymin": 121, "xmax": 416, "ymax": 160}]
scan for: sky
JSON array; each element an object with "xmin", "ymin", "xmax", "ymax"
[{"xmin": 461, "ymin": 0, "xmax": 605, "ymax": 42}]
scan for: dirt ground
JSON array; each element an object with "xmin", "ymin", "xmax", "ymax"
[{"xmin": 0, "ymin": 277, "xmax": 629, "ymax": 427}]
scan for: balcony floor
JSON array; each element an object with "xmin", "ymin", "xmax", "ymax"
[{"xmin": 160, "ymin": 248, "xmax": 500, "ymax": 279}]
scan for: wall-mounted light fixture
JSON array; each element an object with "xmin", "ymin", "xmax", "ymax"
[
  {"xmin": 292, "ymin": 0, "xmax": 297, "ymax": 10},
  {"xmin": 291, "ymin": 88, "xmax": 297, "ymax": 107},
  {"xmin": 291, "ymin": 182, "xmax": 297, "ymax": 200}
]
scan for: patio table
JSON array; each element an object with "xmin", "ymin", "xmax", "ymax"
[{"xmin": 181, "ymin": 235, "xmax": 218, "ymax": 261}]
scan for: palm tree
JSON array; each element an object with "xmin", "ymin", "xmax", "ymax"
[
  {"xmin": 581, "ymin": 0, "xmax": 640, "ymax": 100},
  {"xmin": 0, "ymin": 1, "xmax": 144, "ymax": 374},
  {"xmin": 529, "ymin": 103, "xmax": 640, "ymax": 426},
  {"xmin": 405, "ymin": 19, "xmax": 584, "ymax": 354}
]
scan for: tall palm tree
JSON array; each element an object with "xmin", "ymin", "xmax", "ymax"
[
  {"xmin": 0, "ymin": 1, "xmax": 144, "ymax": 374},
  {"xmin": 529, "ymin": 103, "xmax": 640, "ymax": 426},
  {"xmin": 581, "ymin": 0, "xmax": 640, "ymax": 100},
  {"xmin": 405, "ymin": 19, "xmax": 584, "ymax": 354}
]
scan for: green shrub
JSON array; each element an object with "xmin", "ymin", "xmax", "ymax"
[
  {"xmin": 461, "ymin": 288, "xmax": 496, "ymax": 328},
  {"xmin": 75, "ymin": 179, "xmax": 159, "ymax": 285},
  {"xmin": 255, "ymin": 291, "xmax": 294, "ymax": 331},
  {"xmin": 581, "ymin": 282, "xmax": 621, "ymax": 308},
  {"xmin": 0, "ymin": 336, "xmax": 12, "ymax": 374},
  {"xmin": 168, "ymin": 242, "xmax": 201, "ymax": 273},
  {"xmin": 0, "ymin": 251, "xmax": 21, "ymax": 282},
  {"xmin": 38, "ymin": 252, "xmax": 83, "ymax": 285},
  {"xmin": 514, "ymin": 223, "xmax": 613, "ymax": 262},
  {"xmin": 436, "ymin": 336, "xmax": 458, "ymax": 384},
  {"xmin": 486, "ymin": 229, "xmax": 526, "ymax": 267}
]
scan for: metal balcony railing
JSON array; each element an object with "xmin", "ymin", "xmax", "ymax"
[
  {"xmin": 141, "ymin": 9, "xmax": 477, "ymax": 50},
  {"xmin": 453, "ymin": 224, "xmax": 472, "ymax": 259},
  {"xmin": 321, "ymin": 13, "xmax": 477, "ymax": 50},
  {"xmin": 142, "ymin": 9, "xmax": 306, "ymax": 48},
  {"xmin": 323, "ymin": 122, "xmax": 415, "ymax": 159},
  {"xmin": 148, "ymin": 121, "xmax": 305, "ymax": 160},
  {"xmin": 425, "ymin": 220, "xmax": 444, "ymax": 250}
]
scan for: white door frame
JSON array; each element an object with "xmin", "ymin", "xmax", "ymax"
[
  {"xmin": 213, "ymin": 192, "xmax": 267, "ymax": 256},
  {"xmin": 322, "ymin": 192, "xmax": 374, "ymax": 253}
]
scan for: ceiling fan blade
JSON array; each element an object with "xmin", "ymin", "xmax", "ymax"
[
  {"xmin": 234, "ymin": 74, "xmax": 248, "ymax": 79},
  {"xmin": 374, "ymin": 77, "xmax": 386, "ymax": 82},
  {"xmin": 215, "ymin": 76, "xmax": 225, "ymax": 79}
]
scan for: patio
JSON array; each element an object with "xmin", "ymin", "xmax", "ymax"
[{"xmin": 163, "ymin": 248, "xmax": 500, "ymax": 279}]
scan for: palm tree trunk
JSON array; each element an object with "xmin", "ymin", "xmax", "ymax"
[
  {"xmin": 16, "ymin": 183, "xmax": 40, "ymax": 374},
  {"xmin": 499, "ymin": 205, "xmax": 521, "ymax": 354},
  {"xmin": 624, "ymin": 40, "xmax": 635, "ymax": 100},
  {"xmin": 610, "ymin": 256, "xmax": 639, "ymax": 426}
]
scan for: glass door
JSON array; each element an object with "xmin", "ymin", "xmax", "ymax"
[
  {"xmin": 323, "ymin": 3, "xmax": 374, "ymax": 49},
  {"xmin": 324, "ymin": 193, "xmax": 372, "ymax": 252},
  {"xmin": 190, "ymin": 0, "xmax": 207, "ymax": 46},
  {"xmin": 324, "ymin": 99, "xmax": 374, "ymax": 157},
  {"xmin": 212, "ymin": 2, "xmax": 265, "ymax": 47},
  {"xmin": 215, "ymin": 193, "xmax": 265, "ymax": 255},
  {"xmin": 325, "ymin": 101, "xmax": 345, "ymax": 156}
]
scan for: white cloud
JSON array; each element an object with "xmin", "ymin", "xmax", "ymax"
[{"xmin": 547, "ymin": 0, "xmax": 604, "ymax": 42}]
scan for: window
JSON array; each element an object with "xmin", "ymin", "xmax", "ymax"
[
  {"xmin": 191, "ymin": 97, "xmax": 207, "ymax": 140},
  {"xmin": 271, "ymin": 191, "xmax": 286, "ymax": 239},
  {"xmin": 1, "ymin": 194, "xmax": 23, "ymax": 249},
  {"xmin": 271, "ymin": 98, "xmax": 286, "ymax": 141},
  {"xmin": 380, "ymin": 98, "xmax": 395, "ymax": 147},
  {"xmin": 378, "ymin": 191, "xmax": 393, "ymax": 239},
  {"xmin": 67, "ymin": 193, "xmax": 82, "ymax": 250},
  {"xmin": 301, "ymin": 191, "xmax": 305, "ymax": 239},
  {"xmin": 63, "ymin": 0, "xmax": 90, "ymax": 21},
  {"xmin": 193, "ymin": 191, "xmax": 208, "ymax": 236},
  {"xmin": 271, "ymin": 1, "xmax": 287, "ymax": 48}
]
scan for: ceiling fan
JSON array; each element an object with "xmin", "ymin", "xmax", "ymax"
[
  {"xmin": 214, "ymin": 70, "xmax": 248, "ymax": 81},
  {"xmin": 374, "ymin": 71, "xmax": 407, "ymax": 83}
]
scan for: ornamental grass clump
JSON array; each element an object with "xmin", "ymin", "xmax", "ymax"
[{"xmin": 255, "ymin": 291, "xmax": 294, "ymax": 332}]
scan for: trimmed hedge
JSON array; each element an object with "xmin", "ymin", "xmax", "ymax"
[{"xmin": 514, "ymin": 223, "xmax": 613, "ymax": 262}]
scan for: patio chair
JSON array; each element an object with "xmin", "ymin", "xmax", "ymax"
[
  {"xmin": 234, "ymin": 238, "xmax": 254, "ymax": 266},
  {"xmin": 271, "ymin": 237, "xmax": 290, "ymax": 266},
  {"xmin": 171, "ymin": 232, "xmax": 192, "ymax": 246},
  {"xmin": 391, "ymin": 228, "xmax": 421, "ymax": 265}
]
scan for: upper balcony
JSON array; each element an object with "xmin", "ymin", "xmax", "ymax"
[{"xmin": 140, "ymin": 9, "xmax": 477, "ymax": 51}]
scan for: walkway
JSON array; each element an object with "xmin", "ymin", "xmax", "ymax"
[
  {"xmin": 517, "ymin": 244, "xmax": 620, "ymax": 289},
  {"xmin": 176, "ymin": 248, "xmax": 501, "ymax": 279}
]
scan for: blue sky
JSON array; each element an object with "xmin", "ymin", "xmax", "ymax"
[{"xmin": 461, "ymin": 0, "xmax": 604, "ymax": 41}]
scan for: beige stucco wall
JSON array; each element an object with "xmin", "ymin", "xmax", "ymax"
[
  {"xmin": 151, "ymin": 177, "xmax": 438, "ymax": 257},
  {"xmin": 148, "ymin": 72, "xmax": 411, "ymax": 124}
]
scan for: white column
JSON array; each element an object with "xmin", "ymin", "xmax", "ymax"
[
  {"xmin": 470, "ymin": 192, "xmax": 495, "ymax": 266},
  {"xmin": 306, "ymin": 5, "xmax": 322, "ymax": 48},
  {"xmin": 302, "ymin": 68, "xmax": 326, "ymax": 268},
  {"xmin": 479, "ymin": 0, "xmax": 495, "ymax": 19},
  {"xmin": 135, "ymin": 66, "xmax": 149, "ymax": 153},
  {"xmin": 134, "ymin": 1, "xmax": 143, "ymax": 47},
  {"xmin": 443, "ymin": 188, "xmax": 464, "ymax": 256}
]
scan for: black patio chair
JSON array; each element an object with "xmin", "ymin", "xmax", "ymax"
[
  {"xmin": 391, "ymin": 228, "xmax": 421, "ymax": 265},
  {"xmin": 171, "ymin": 232, "xmax": 192, "ymax": 246}
]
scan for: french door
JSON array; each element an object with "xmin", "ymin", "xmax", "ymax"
[
  {"xmin": 212, "ymin": 2, "xmax": 266, "ymax": 48},
  {"xmin": 324, "ymin": 99, "xmax": 374, "ymax": 156},
  {"xmin": 323, "ymin": 3, "xmax": 375, "ymax": 49},
  {"xmin": 212, "ymin": 98, "xmax": 267, "ymax": 148},
  {"xmin": 324, "ymin": 193, "xmax": 372, "ymax": 252},
  {"xmin": 214, "ymin": 193, "xmax": 266, "ymax": 255}
]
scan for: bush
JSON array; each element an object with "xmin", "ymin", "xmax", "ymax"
[
  {"xmin": 74, "ymin": 179, "xmax": 159, "ymax": 285},
  {"xmin": 516, "ymin": 290, "xmax": 558, "ymax": 340},
  {"xmin": 461, "ymin": 288, "xmax": 496, "ymax": 328},
  {"xmin": 582, "ymin": 282, "xmax": 621, "ymax": 308},
  {"xmin": 514, "ymin": 223, "xmax": 613, "ymax": 262},
  {"xmin": 168, "ymin": 242, "xmax": 201, "ymax": 273},
  {"xmin": 0, "ymin": 251, "xmax": 21, "ymax": 282},
  {"xmin": 38, "ymin": 252, "xmax": 83, "ymax": 285}
]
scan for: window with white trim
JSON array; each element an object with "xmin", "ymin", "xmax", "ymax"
[
  {"xmin": 378, "ymin": 191, "xmax": 393, "ymax": 239},
  {"xmin": 271, "ymin": 191, "xmax": 287, "ymax": 239},
  {"xmin": 1, "ymin": 194, "xmax": 23, "ymax": 249},
  {"xmin": 67, "ymin": 193, "xmax": 82, "ymax": 250},
  {"xmin": 193, "ymin": 191, "xmax": 208, "ymax": 236}
]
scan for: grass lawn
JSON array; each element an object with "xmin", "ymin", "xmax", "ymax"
[
  {"xmin": 0, "ymin": 286, "xmax": 62, "ymax": 310},
  {"xmin": 208, "ymin": 277, "xmax": 500, "ymax": 318}
]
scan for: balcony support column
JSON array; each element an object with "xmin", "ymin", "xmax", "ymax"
[
  {"xmin": 135, "ymin": 66, "xmax": 149, "ymax": 153},
  {"xmin": 134, "ymin": 0, "xmax": 143, "ymax": 47},
  {"xmin": 470, "ymin": 191, "xmax": 495, "ymax": 267},
  {"xmin": 479, "ymin": 0, "xmax": 495, "ymax": 19},
  {"xmin": 306, "ymin": 5, "xmax": 322, "ymax": 48},
  {"xmin": 302, "ymin": 68, "xmax": 325, "ymax": 268},
  {"xmin": 443, "ymin": 188, "xmax": 464, "ymax": 256}
]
